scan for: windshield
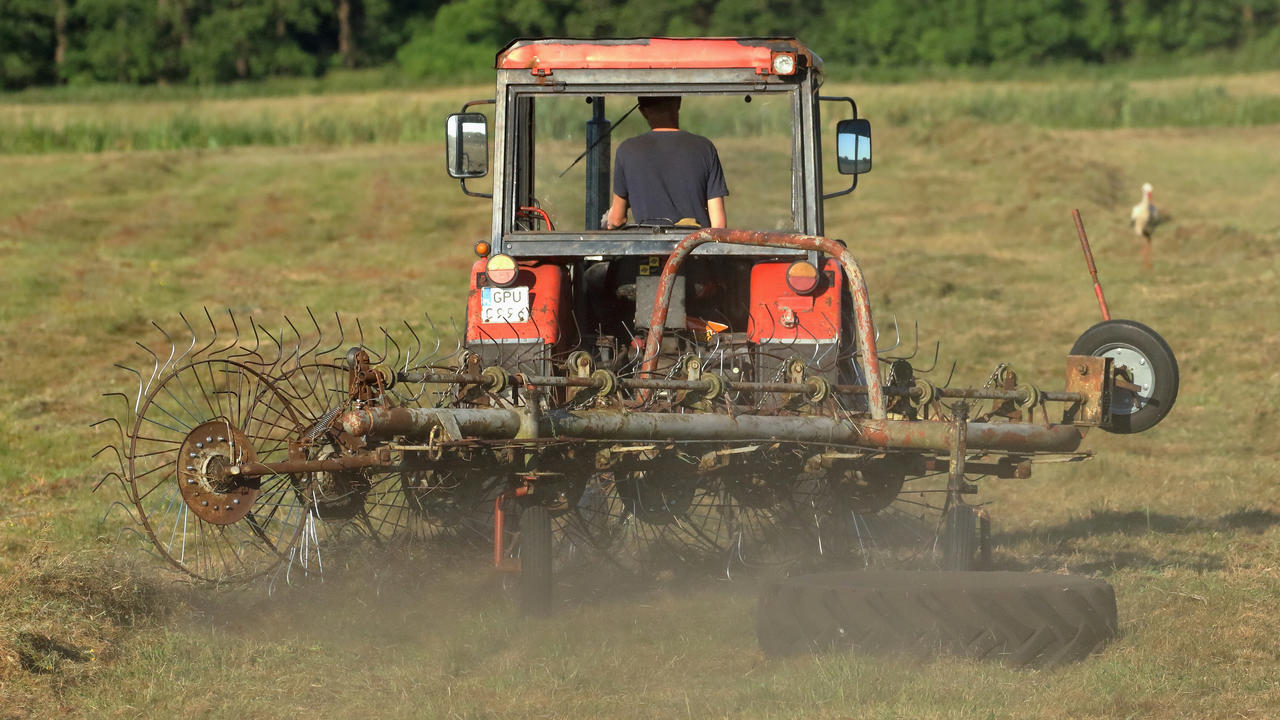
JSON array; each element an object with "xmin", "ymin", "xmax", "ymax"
[{"xmin": 513, "ymin": 92, "xmax": 797, "ymax": 233}]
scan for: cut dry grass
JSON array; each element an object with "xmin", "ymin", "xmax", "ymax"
[
  {"xmin": 0, "ymin": 532, "xmax": 174, "ymax": 712},
  {"xmin": 0, "ymin": 70, "xmax": 1278, "ymax": 718}
]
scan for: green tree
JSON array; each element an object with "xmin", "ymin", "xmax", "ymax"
[
  {"xmin": 396, "ymin": 0, "xmax": 514, "ymax": 78},
  {"xmin": 183, "ymin": 0, "xmax": 329, "ymax": 82},
  {"xmin": 64, "ymin": 0, "xmax": 168, "ymax": 83},
  {"xmin": 0, "ymin": 0, "xmax": 58, "ymax": 89},
  {"xmin": 707, "ymin": 0, "xmax": 825, "ymax": 36}
]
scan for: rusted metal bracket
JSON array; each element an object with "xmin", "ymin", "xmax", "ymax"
[
  {"xmin": 1062, "ymin": 354, "xmax": 1113, "ymax": 427},
  {"xmin": 493, "ymin": 485, "xmax": 530, "ymax": 572},
  {"xmin": 947, "ymin": 401, "xmax": 975, "ymax": 502}
]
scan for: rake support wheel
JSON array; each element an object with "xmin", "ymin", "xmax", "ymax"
[
  {"xmin": 757, "ymin": 571, "xmax": 1118, "ymax": 668},
  {"xmin": 124, "ymin": 359, "xmax": 310, "ymax": 582},
  {"xmin": 942, "ymin": 502, "xmax": 978, "ymax": 571},
  {"xmin": 1071, "ymin": 319, "xmax": 1178, "ymax": 434},
  {"xmin": 520, "ymin": 504, "xmax": 554, "ymax": 616}
]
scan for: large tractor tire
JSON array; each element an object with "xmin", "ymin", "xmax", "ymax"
[{"xmin": 757, "ymin": 571, "xmax": 1117, "ymax": 668}]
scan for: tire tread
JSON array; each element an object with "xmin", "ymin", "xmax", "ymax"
[{"xmin": 758, "ymin": 570, "xmax": 1117, "ymax": 667}]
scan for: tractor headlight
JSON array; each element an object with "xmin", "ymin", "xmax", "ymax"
[{"xmin": 771, "ymin": 52, "xmax": 797, "ymax": 75}]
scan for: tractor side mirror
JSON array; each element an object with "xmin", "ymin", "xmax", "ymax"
[
  {"xmin": 446, "ymin": 113, "xmax": 489, "ymax": 178},
  {"xmin": 836, "ymin": 119, "xmax": 872, "ymax": 175}
]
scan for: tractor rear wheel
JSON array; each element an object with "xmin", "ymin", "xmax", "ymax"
[
  {"xmin": 757, "ymin": 570, "xmax": 1118, "ymax": 668},
  {"xmin": 520, "ymin": 504, "xmax": 554, "ymax": 616}
]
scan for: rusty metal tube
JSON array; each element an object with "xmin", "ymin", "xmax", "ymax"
[
  {"xmin": 344, "ymin": 406, "xmax": 1083, "ymax": 453},
  {"xmin": 339, "ymin": 406, "xmax": 522, "ymax": 438},
  {"xmin": 1072, "ymin": 208, "xmax": 1111, "ymax": 322},
  {"xmin": 396, "ymin": 371, "xmax": 1085, "ymax": 404},
  {"xmin": 231, "ymin": 454, "xmax": 389, "ymax": 477},
  {"xmin": 637, "ymin": 229, "xmax": 885, "ymax": 419}
]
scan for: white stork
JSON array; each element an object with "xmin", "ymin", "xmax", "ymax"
[{"xmin": 1131, "ymin": 182, "xmax": 1158, "ymax": 269}]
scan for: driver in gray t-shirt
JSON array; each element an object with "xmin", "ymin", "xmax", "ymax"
[{"xmin": 604, "ymin": 97, "xmax": 729, "ymax": 229}]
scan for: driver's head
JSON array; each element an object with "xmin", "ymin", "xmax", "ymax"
[{"xmin": 638, "ymin": 96, "xmax": 681, "ymax": 129}]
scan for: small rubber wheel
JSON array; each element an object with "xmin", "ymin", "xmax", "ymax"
[
  {"xmin": 942, "ymin": 502, "xmax": 978, "ymax": 571},
  {"xmin": 1070, "ymin": 319, "xmax": 1178, "ymax": 434},
  {"xmin": 757, "ymin": 571, "xmax": 1118, "ymax": 668},
  {"xmin": 519, "ymin": 504, "xmax": 554, "ymax": 616}
]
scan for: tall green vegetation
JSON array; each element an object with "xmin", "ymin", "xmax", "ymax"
[{"xmin": 3, "ymin": 0, "xmax": 1280, "ymax": 91}]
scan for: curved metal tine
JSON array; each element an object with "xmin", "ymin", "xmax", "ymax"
[
  {"xmin": 90, "ymin": 414, "xmax": 125, "ymax": 439},
  {"xmin": 401, "ymin": 319, "xmax": 424, "ymax": 372},
  {"xmin": 364, "ymin": 322, "xmax": 391, "ymax": 365},
  {"xmin": 283, "ymin": 315, "xmax": 307, "ymax": 371},
  {"xmin": 519, "ymin": 314, "xmax": 546, "ymax": 365},
  {"xmin": 874, "ymin": 313, "xmax": 901, "ymax": 356},
  {"xmin": 295, "ymin": 311, "xmax": 323, "ymax": 363},
  {"xmin": 252, "ymin": 322, "xmax": 286, "ymax": 376},
  {"xmin": 93, "ymin": 469, "xmax": 124, "ymax": 492},
  {"xmin": 101, "ymin": 500, "xmax": 139, "ymax": 526},
  {"xmin": 133, "ymin": 341, "xmax": 163, "ymax": 404},
  {"xmin": 916, "ymin": 341, "xmax": 942, "ymax": 373},
  {"xmin": 226, "ymin": 311, "xmax": 263, "ymax": 363},
  {"xmin": 91, "ymin": 436, "xmax": 127, "ymax": 487},
  {"xmin": 395, "ymin": 321, "xmax": 430, "ymax": 403},
  {"xmin": 112, "ymin": 364, "xmax": 146, "ymax": 414},
  {"xmin": 213, "ymin": 308, "xmax": 243, "ymax": 358},
  {"xmin": 940, "ymin": 360, "xmax": 958, "ymax": 388},
  {"xmin": 149, "ymin": 320, "xmax": 180, "ymax": 380},
  {"xmin": 355, "ymin": 317, "xmax": 369, "ymax": 355},
  {"xmin": 313, "ymin": 310, "xmax": 345, "ymax": 362},
  {"xmin": 174, "ymin": 314, "xmax": 200, "ymax": 368},
  {"xmin": 759, "ymin": 303, "xmax": 781, "ymax": 345},
  {"xmin": 810, "ymin": 319, "xmax": 839, "ymax": 370},
  {"xmin": 615, "ymin": 324, "xmax": 639, "ymax": 377},
  {"xmin": 194, "ymin": 307, "xmax": 219, "ymax": 359},
  {"xmin": 797, "ymin": 322, "xmax": 822, "ymax": 365},
  {"xmin": 377, "ymin": 327, "xmax": 400, "ymax": 370},
  {"xmin": 114, "ymin": 525, "xmax": 151, "ymax": 548},
  {"xmin": 419, "ymin": 312, "xmax": 444, "ymax": 366},
  {"xmin": 90, "ymin": 438, "xmax": 126, "ymax": 465},
  {"xmin": 241, "ymin": 315, "xmax": 269, "ymax": 365},
  {"xmin": 448, "ymin": 317, "xmax": 463, "ymax": 359},
  {"xmin": 892, "ymin": 320, "xmax": 920, "ymax": 361},
  {"xmin": 568, "ymin": 309, "xmax": 583, "ymax": 355},
  {"xmin": 703, "ymin": 332, "xmax": 723, "ymax": 365},
  {"xmin": 100, "ymin": 391, "xmax": 135, "ymax": 425}
]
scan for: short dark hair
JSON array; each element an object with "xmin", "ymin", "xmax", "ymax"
[{"xmin": 638, "ymin": 96, "xmax": 681, "ymax": 113}]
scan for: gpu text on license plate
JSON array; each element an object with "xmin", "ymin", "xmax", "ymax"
[{"xmin": 481, "ymin": 286, "xmax": 530, "ymax": 323}]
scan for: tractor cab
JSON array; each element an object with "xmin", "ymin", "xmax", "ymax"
[{"xmin": 446, "ymin": 38, "xmax": 872, "ymax": 384}]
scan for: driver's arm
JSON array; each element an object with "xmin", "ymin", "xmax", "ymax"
[
  {"xmin": 605, "ymin": 194, "xmax": 629, "ymax": 230},
  {"xmin": 708, "ymin": 197, "xmax": 726, "ymax": 229}
]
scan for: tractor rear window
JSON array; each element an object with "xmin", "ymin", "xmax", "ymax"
[{"xmin": 520, "ymin": 93, "xmax": 796, "ymax": 233}]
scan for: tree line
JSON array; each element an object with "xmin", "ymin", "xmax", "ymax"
[{"xmin": 3, "ymin": 0, "xmax": 1278, "ymax": 90}]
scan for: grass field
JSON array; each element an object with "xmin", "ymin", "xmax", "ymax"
[
  {"xmin": 1, "ymin": 71, "xmax": 1279, "ymax": 718},
  {"xmin": 3, "ymin": 70, "xmax": 1280, "ymax": 153}
]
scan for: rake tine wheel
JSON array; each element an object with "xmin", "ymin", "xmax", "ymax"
[{"xmin": 119, "ymin": 352, "xmax": 310, "ymax": 582}]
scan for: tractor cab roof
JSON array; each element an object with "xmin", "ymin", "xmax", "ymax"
[{"xmin": 495, "ymin": 37, "xmax": 821, "ymax": 76}]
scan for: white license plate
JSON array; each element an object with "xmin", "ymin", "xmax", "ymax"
[{"xmin": 480, "ymin": 286, "xmax": 531, "ymax": 324}]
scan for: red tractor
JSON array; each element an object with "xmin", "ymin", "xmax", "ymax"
[{"xmin": 103, "ymin": 38, "xmax": 1177, "ymax": 621}]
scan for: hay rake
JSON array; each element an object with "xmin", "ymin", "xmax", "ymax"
[
  {"xmin": 96, "ymin": 228, "xmax": 1177, "ymax": 604},
  {"xmin": 96, "ymin": 39, "xmax": 1179, "ymax": 614}
]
